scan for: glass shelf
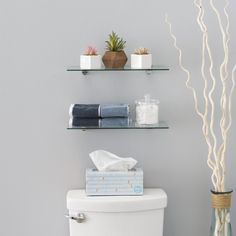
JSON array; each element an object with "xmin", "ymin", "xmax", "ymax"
[
  {"xmin": 68, "ymin": 120, "xmax": 169, "ymax": 131},
  {"xmin": 67, "ymin": 65, "xmax": 169, "ymax": 75}
]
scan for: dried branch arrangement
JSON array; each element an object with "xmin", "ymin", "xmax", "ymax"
[{"xmin": 165, "ymin": 0, "xmax": 236, "ymax": 193}]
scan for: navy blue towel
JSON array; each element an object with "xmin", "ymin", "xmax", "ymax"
[
  {"xmin": 69, "ymin": 117, "xmax": 99, "ymax": 127},
  {"xmin": 69, "ymin": 104, "xmax": 100, "ymax": 118}
]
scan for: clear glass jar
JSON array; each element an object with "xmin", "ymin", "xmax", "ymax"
[
  {"xmin": 135, "ymin": 94, "xmax": 159, "ymax": 125},
  {"xmin": 210, "ymin": 190, "xmax": 233, "ymax": 236}
]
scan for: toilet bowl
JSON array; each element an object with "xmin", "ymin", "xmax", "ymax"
[{"xmin": 66, "ymin": 188, "xmax": 167, "ymax": 236}]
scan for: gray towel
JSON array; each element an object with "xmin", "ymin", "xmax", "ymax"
[
  {"xmin": 100, "ymin": 118, "xmax": 129, "ymax": 128},
  {"xmin": 69, "ymin": 104, "xmax": 100, "ymax": 118},
  {"xmin": 100, "ymin": 104, "xmax": 129, "ymax": 118}
]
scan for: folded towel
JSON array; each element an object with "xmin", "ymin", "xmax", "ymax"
[
  {"xmin": 100, "ymin": 118, "xmax": 129, "ymax": 128},
  {"xmin": 69, "ymin": 117, "xmax": 99, "ymax": 127},
  {"xmin": 100, "ymin": 104, "xmax": 129, "ymax": 118},
  {"xmin": 69, "ymin": 104, "xmax": 100, "ymax": 118}
]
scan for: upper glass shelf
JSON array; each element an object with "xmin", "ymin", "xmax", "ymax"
[
  {"xmin": 68, "ymin": 120, "xmax": 169, "ymax": 131},
  {"xmin": 67, "ymin": 65, "xmax": 169, "ymax": 75}
]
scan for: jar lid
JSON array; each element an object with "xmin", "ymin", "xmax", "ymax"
[{"xmin": 135, "ymin": 94, "xmax": 160, "ymax": 105}]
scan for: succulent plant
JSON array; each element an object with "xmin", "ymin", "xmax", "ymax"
[
  {"xmin": 84, "ymin": 46, "xmax": 97, "ymax": 56},
  {"xmin": 134, "ymin": 47, "xmax": 149, "ymax": 55},
  {"xmin": 105, "ymin": 31, "xmax": 126, "ymax": 52}
]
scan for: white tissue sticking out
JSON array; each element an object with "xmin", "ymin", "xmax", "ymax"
[{"xmin": 89, "ymin": 150, "xmax": 137, "ymax": 171}]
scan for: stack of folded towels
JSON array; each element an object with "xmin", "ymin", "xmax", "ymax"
[{"xmin": 69, "ymin": 104, "xmax": 129, "ymax": 128}]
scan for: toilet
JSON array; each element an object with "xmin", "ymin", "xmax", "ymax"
[{"xmin": 66, "ymin": 188, "xmax": 167, "ymax": 236}]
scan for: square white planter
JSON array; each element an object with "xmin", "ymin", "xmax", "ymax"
[
  {"xmin": 80, "ymin": 55, "xmax": 102, "ymax": 69},
  {"xmin": 131, "ymin": 54, "xmax": 152, "ymax": 69}
]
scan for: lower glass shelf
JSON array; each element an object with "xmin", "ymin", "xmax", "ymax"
[{"xmin": 67, "ymin": 120, "xmax": 169, "ymax": 130}]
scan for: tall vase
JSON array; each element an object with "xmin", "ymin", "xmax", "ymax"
[{"xmin": 210, "ymin": 190, "xmax": 233, "ymax": 236}]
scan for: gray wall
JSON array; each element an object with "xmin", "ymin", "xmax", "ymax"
[{"xmin": 1, "ymin": 0, "xmax": 236, "ymax": 236}]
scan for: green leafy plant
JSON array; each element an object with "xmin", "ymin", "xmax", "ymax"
[{"xmin": 105, "ymin": 31, "xmax": 126, "ymax": 52}]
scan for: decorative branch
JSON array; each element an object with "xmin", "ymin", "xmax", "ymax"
[
  {"xmin": 165, "ymin": 13, "xmax": 219, "ymax": 189},
  {"xmin": 165, "ymin": 0, "xmax": 235, "ymax": 193},
  {"xmin": 165, "ymin": 1, "xmax": 235, "ymax": 234},
  {"xmin": 193, "ymin": 0, "xmax": 221, "ymax": 189},
  {"xmin": 193, "ymin": 0, "xmax": 217, "ymax": 180},
  {"xmin": 209, "ymin": 0, "xmax": 230, "ymax": 192}
]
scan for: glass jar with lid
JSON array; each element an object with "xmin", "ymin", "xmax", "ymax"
[{"xmin": 135, "ymin": 94, "xmax": 159, "ymax": 125}]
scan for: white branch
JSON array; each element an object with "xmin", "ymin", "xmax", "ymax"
[
  {"xmin": 166, "ymin": 0, "xmax": 235, "ymax": 192},
  {"xmin": 194, "ymin": 0, "xmax": 217, "ymax": 177},
  {"xmin": 165, "ymin": 14, "xmax": 204, "ymax": 119},
  {"xmin": 209, "ymin": 0, "xmax": 231, "ymax": 191},
  {"xmin": 165, "ymin": 14, "xmax": 219, "ymax": 189}
]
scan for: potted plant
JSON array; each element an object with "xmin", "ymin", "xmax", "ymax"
[
  {"xmin": 102, "ymin": 31, "xmax": 127, "ymax": 69},
  {"xmin": 80, "ymin": 46, "xmax": 101, "ymax": 69},
  {"xmin": 131, "ymin": 48, "xmax": 152, "ymax": 69}
]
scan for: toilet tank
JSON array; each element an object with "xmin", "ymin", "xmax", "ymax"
[{"xmin": 66, "ymin": 188, "xmax": 167, "ymax": 236}]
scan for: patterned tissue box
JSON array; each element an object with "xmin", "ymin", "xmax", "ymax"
[{"xmin": 86, "ymin": 168, "xmax": 143, "ymax": 196}]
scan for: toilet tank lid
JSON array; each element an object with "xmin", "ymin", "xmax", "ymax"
[{"xmin": 67, "ymin": 188, "xmax": 167, "ymax": 213}]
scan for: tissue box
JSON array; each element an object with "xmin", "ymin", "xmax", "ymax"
[{"xmin": 86, "ymin": 168, "xmax": 143, "ymax": 196}]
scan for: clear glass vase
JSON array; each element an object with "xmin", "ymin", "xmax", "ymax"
[{"xmin": 210, "ymin": 190, "xmax": 233, "ymax": 236}]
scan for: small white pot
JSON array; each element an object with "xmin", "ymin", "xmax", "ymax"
[
  {"xmin": 131, "ymin": 54, "xmax": 152, "ymax": 69},
  {"xmin": 80, "ymin": 55, "xmax": 101, "ymax": 69}
]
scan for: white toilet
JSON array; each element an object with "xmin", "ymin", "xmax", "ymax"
[{"xmin": 66, "ymin": 188, "xmax": 167, "ymax": 236}]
